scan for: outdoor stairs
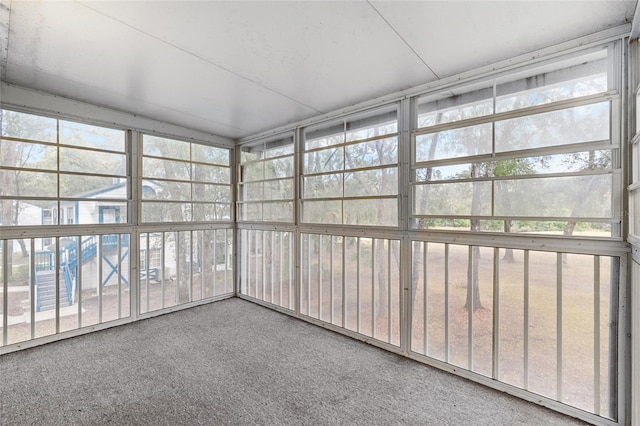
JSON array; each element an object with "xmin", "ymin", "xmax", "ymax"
[{"xmin": 36, "ymin": 270, "xmax": 70, "ymax": 312}]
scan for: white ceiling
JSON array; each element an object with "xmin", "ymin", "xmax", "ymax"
[{"xmin": 0, "ymin": 1, "xmax": 637, "ymax": 140}]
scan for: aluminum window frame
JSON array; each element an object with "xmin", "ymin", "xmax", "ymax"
[
  {"xmin": 1, "ymin": 109, "xmax": 131, "ymax": 227},
  {"xmin": 140, "ymin": 133, "xmax": 233, "ymax": 225},
  {"xmin": 410, "ymin": 46, "xmax": 623, "ymax": 239},
  {"xmin": 237, "ymin": 133, "xmax": 295, "ymax": 224},
  {"xmin": 300, "ymin": 104, "xmax": 401, "ymax": 229}
]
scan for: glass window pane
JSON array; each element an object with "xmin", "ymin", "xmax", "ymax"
[
  {"xmin": 1, "ymin": 200, "xmax": 51, "ymax": 226},
  {"xmin": 60, "ymin": 175, "xmax": 127, "ymax": 198},
  {"xmin": 141, "ymin": 180, "xmax": 191, "ymax": 201},
  {"xmin": 416, "ymin": 151, "xmax": 613, "ymax": 182},
  {"xmin": 143, "ymin": 157, "xmax": 191, "ymax": 180},
  {"xmin": 265, "ymin": 144, "xmax": 294, "ymax": 158},
  {"xmin": 241, "ymin": 149, "xmax": 261, "ymax": 163},
  {"xmin": 305, "ymin": 128, "xmax": 345, "ymax": 150},
  {"xmin": 60, "ymin": 147, "xmax": 126, "ymax": 175},
  {"xmin": 304, "ymin": 174, "xmax": 343, "ymax": 199},
  {"xmin": 496, "ymin": 53, "xmax": 608, "ymax": 113},
  {"xmin": 302, "ymin": 200, "xmax": 342, "ymax": 224},
  {"xmin": 0, "ymin": 170, "xmax": 57, "ymax": 197},
  {"xmin": 495, "ymin": 174, "xmax": 612, "ymax": 218},
  {"xmin": 192, "ymin": 163, "xmax": 229, "ymax": 184},
  {"xmin": 240, "ymin": 181, "xmax": 263, "ymax": 201},
  {"xmin": 241, "ymin": 162, "xmax": 263, "ymax": 182},
  {"xmin": 0, "ymin": 140, "xmax": 57, "ymax": 170},
  {"xmin": 264, "ymin": 179, "xmax": 293, "ymax": 200},
  {"xmin": 73, "ymin": 201, "xmax": 126, "ymax": 224},
  {"xmin": 495, "ymin": 102, "xmax": 610, "ymax": 153},
  {"xmin": 143, "ymin": 135, "xmax": 190, "ymax": 160},
  {"xmin": 263, "ymin": 202, "xmax": 294, "ymax": 222},
  {"xmin": 344, "ymin": 168, "xmax": 397, "ymax": 197},
  {"xmin": 59, "ymin": 121, "xmax": 125, "ymax": 152},
  {"xmin": 142, "ymin": 201, "xmax": 191, "ymax": 222},
  {"xmin": 264, "ymin": 156, "xmax": 294, "ymax": 179},
  {"xmin": 345, "ymin": 137, "xmax": 398, "ymax": 169},
  {"xmin": 193, "ymin": 183, "xmax": 231, "ymax": 203},
  {"xmin": 414, "ymin": 182, "xmax": 492, "ymax": 216},
  {"xmin": 417, "ymin": 87, "xmax": 493, "ymax": 128},
  {"xmin": 415, "ymin": 123, "xmax": 492, "ymax": 162},
  {"xmin": 344, "ymin": 198, "xmax": 397, "ymax": 226},
  {"xmin": 193, "ymin": 203, "xmax": 230, "ymax": 221},
  {"xmin": 345, "ymin": 111, "xmax": 398, "ymax": 142},
  {"xmin": 1, "ymin": 110, "xmax": 57, "ymax": 142},
  {"xmin": 191, "ymin": 144, "xmax": 229, "ymax": 165},
  {"xmin": 304, "ymin": 147, "xmax": 344, "ymax": 173},
  {"xmin": 240, "ymin": 202, "xmax": 262, "ymax": 221}
]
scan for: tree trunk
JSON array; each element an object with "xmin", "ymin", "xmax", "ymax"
[
  {"xmin": 466, "ymin": 163, "xmax": 484, "ymax": 311},
  {"xmin": 466, "ymin": 221, "xmax": 483, "ymax": 311},
  {"xmin": 503, "ymin": 220, "xmax": 514, "ymax": 262}
]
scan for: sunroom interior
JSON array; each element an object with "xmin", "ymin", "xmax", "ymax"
[{"xmin": 1, "ymin": 1, "xmax": 640, "ymax": 425}]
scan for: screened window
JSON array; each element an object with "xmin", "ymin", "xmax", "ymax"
[
  {"xmin": 1, "ymin": 109, "xmax": 128, "ymax": 226},
  {"xmin": 412, "ymin": 50, "xmax": 620, "ymax": 237},
  {"xmin": 302, "ymin": 106, "xmax": 399, "ymax": 227},
  {"xmin": 141, "ymin": 135, "xmax": 231, "ymax": 223},
  {"xmin": 238, "ymin": 135, "xmax": 294, "ymax": 222}
]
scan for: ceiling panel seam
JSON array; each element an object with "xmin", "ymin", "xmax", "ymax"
[
  {"xmin": 367, "ymin": 0, "xmax": 440, "ymax": 79},
  {"xmin": 73, "ymin": 0, "xmax": 324, "ymax": 115}
]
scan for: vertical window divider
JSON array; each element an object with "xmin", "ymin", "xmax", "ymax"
[
  {"xmin": 444, "ymin": 243, "xmax": 450, "ymax": 363},
  {"xmin": 387, "ymin": 239, "xmax": 392, "ymax": 345},
  {"xmin": 225, "ymin": 228, "xmax": 230, "ymax": 295},
  {"xmin": 371, "ymin": 238, "xmax": 375, "ymax": 339},
  {"xmin": 174, "ymin": 233, "xmax": 179, "ymax": 307},
  {"xmin": 423, "ymin": 241, "xmax": 428, "ymax": 355},
  {"xmin": 262, "ymin": 231, "xmax": 266, "ymax": 301},
  {"xmin": 356, "ymin": 236, "xmax": 361, "ymax": 334},
  {"xmin": 557, "ymin": 252, "xmax": 564, "ymax": 402},
  {"xmin": 2, "ymin": 239, "xmax": 7, "ymax": 346},
  {"xmin": 78, "ymin": 237, "xmax": 84, "ymax": 327},
  {"xmin": 594, "ymin": 255, "xmax": 601, "ymax": 415},
  {"xmin": 307, "ymin": 234, "xmax": 311, "ymax": 314},
  {"xmin": 130, "ymin": 130, "xmax": 141, "ymax": 321},
  {"xmin": 213, "ymin": 229, "xmax": 218, "ymax": 297},
  {"xmin": 271, "ymin": 231, "xmax": 275, "ymax": 304},
  {"xmin": 492, "ymin": 247, "xmax": 500, "ymax": 380},
  {"xmin": 330, "ymin": 235, "xmax": 334, "ymax": 324},
  {"xmin": 117, "ymin": 234, "xmax": 122, "ymax": 319},
  {"xmin": 289, "ymin": 232, "xmax": 294, "ymax": 311},
  {"xmin": 468, "ymin": 245, "xmax": 474, "ymax": 371},
  {"xmin": 319, "ymin": 234, "xmax": 323, "ymax": 321},
  {"xmin": 30, "ymin": 239, "xmax": 36, "ymax": 339},
  {"xmin": 524, "ymin": 249, "xmax": 530, "ymax": 390},
  {"xmin": 55, "ymin": 237, "xmax": 60, "ymax": 334},
  {"xmin": 279, "ymin": 231, "xmax": 284, "ymax": 307},
  {"xmin": 342, "ymin": 236, "xmax": 347, "ymax": 328}
]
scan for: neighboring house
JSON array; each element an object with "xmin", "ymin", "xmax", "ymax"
[{"xmin": 41, "ymin": 181, "xmax": 159, "ymax": 227}]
